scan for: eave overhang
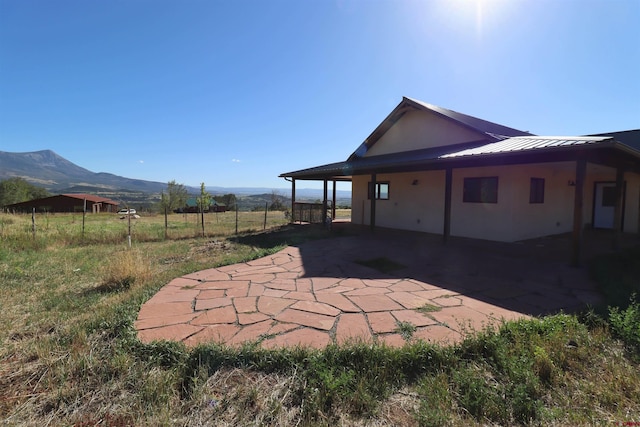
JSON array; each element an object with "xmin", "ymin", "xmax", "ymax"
[{"xmin": 280, "ymin": 136, "xmax": 640, "ymax": 181}]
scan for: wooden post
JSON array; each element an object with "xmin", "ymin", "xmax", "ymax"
[
  {"xmin": 164, "ymin": 206, "xmax": 168, "ymax": 239},
  {"xmin": 332, "ymin": 180, "xmax": 337, "ymax": 220},
  {"xmin": 31, "ymin": 208, "xmax": 36, "ymax": 239},
  {"xmin": 571, "ymin": 158, "xmax": 586, "ymax": 266},
  {"xmin": 443, "ymin": 167, "xmax": 452, "ymax": 244},
  {"xmin": 291, "ymin": 179, "xmax": 296, "ymax": 223},
  {"xmin": 235, "ymin": 204, "xmax": 239, "ymax": 235},
  {"xmin": 612, "ymin": 167, "xmax": 625, "ymax": 251},
  {"xmin": 82, "ymin": 197, "xmax": 86, "ymax": 239},
  {"xmin": 323, "ymin": 179, "xmax": 328, "ymax": 225},
  {"xmin": 370, "ymin": 173, "xmax": 377, "ymax": 230},
  {"xmin": 263, "ymin": 202, "xmax": 268, "ymax": 230}
]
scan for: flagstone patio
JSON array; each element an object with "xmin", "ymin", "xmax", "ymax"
[{"xmin": 135, "ymin": 227, "xmax": 610, "ymax": 349}]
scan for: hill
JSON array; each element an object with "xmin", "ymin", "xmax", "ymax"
[
  {"xmin": 0, "ymin": 150, "xmax": 351, "ymax": 209},
  {"xmin": 0, "ymin": 150, "xmax": 169, "ymax": 193}
]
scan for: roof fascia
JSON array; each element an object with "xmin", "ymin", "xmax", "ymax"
[{"xmin": 281, "ymin": 139, "xmax": 640, "ymax": 180}]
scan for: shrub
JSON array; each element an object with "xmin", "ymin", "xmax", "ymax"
[{"xmin": 609, "ymin": 295, "xmax": 640, "ymax": 359}]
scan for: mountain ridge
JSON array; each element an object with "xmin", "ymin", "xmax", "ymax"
[{"xmin": 0, "ymin": 150, "xmax": 351, "ymax": 199}]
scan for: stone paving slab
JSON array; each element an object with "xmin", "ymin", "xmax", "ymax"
[{"xmin": 136, "ymin": 232, "xmax": 602, "ymax": 349}]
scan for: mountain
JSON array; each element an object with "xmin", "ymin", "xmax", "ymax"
[
  {"xmin": 0, "ymin": 150, "xmax": 351, "ymax": 206},
  {"xmin": 0, "ymin": 150, "xmax": 169, "ymax": 193}
]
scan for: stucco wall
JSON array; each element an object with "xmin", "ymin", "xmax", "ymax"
[
  {"xmin": 351, "ymin": 162, "xmax": 640, "ymax": 242},
  {"xmin": 450, "ymin": 163, "xmax": 578, "ymax": 242},
  {"xmin": 351, "ymin": 171, "xmax": 445, "ymax": 233},
  {"xmin": 364, "ymin": 110, "xmax": 483, "ymax": 157}
]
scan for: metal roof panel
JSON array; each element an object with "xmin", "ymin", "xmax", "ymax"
[{"xmin": 440, "ymin": 136, "xmax": 612, "ymax": 159}]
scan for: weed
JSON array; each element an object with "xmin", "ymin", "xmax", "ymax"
[
  {"xmin": 415, "ymin": 303, "xmax": 442, "ymax": 313},
  {"xmin": 396, "ymin": 321, "xmax": 417, "ymax": 340}
]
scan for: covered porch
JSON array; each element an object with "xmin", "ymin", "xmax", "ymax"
[{"xmin": 280, "ymin": 138, "xmax": 640, "ymax": 267}]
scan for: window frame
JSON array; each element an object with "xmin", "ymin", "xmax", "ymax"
[
  {"xmin": 462, "ymin": 176, "xmax": 498, "ymax": 204},
  {"xmin": 529, "ymin": 177, "xmax": 545, "ymax": 204},
  {"xmin": 368, "ymin": 181, "xmax": 390, "ymax": 200}
]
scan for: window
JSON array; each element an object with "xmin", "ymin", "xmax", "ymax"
[
  {"xmin": 529, "ymin": 178, "xmax": 545, "ymax": 204},
  {"xmin": 601, "ymin": 186, "xmax": 616, "ymax": 207},
  {"xmin": 463, "ymin": 177, "xmax": 498, "ymax": 203},
  {"xmin": 368, "ymin": 182, "xmax": 389, "ymax": 200}
]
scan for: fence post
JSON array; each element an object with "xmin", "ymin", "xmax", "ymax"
[
  {"xmin": 263, "ymin": 202, "xmax": 268, "ymax": 230},
  {"xmin": 32, "ymin": 208, "xmax": 36, "ymax": 239},
  {"xmin": 235, "ymin": 205, "xmax": 239, "ymax": 235},
  {"xmin": 82, "ymin": 198, "xmax": 86, "ymax": 239}
]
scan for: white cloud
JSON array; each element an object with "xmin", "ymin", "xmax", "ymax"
[
  {"xmin": 138, "ymin": 160, "xmax": 144, "ymax": 164},
  {"xmin": 232, "ymin": 159, "xmax": 241, "ymax": 163}
]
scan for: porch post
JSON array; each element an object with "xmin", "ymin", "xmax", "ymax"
[
  {"xmin": 571, "ymin": 157, "xmax": 586, "ymax": 267},
  {"xmin": 291, "ymin": 179, "xmax": 296, "ymax": 223},
  {"xmin": 443, "ymin": 167, "xmax": 452, "ymax": 244},
  {"xmin": 332, "ymin": 180, "xmax": 337, "ymax": 220},
  {"xmin": 323, "ymin": 179, "xmax": 328, "ymax": 223},
  {"xmin": 612, "ymin": 167, "xmax": 625, "ymax": 250},
  {"xmin": 370, "ymin": 173, "xmax": 377, "ymax": 231}
]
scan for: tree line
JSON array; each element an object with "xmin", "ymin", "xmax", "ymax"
[
  {"xmin": 0, "ymin": 178, "xmax": 292, "ymax": 214},
  {"xmin": 0, "ymin": 177, "xmax": 50, "ymax": 207}
]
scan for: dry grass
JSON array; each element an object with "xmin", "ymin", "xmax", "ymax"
[
  {"xmin": 98, "ymin": 249, "xmax": 153, "ymax": 292},
  {"xmin": 1, "ymin": 212, "xmax": 640, "ymax": 426}
]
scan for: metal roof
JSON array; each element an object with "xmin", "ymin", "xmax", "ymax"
[
  {"xmin": 440, "ymin": 136, "xmax": 613, "ymax": 159},
  {"xmin": 589, "ymin": 129, "xmax": 640, "ymax": 151},
  {"xmin": 61, "ymin": 194, "xmax": 118, "ymax": 204},
  {"xmin": 405, "ymin": 97, "xmax": 533, "ymax": 139},
  {"xmin": 279, "ymin": 135, "xmax": 640, "ymax": 180}
]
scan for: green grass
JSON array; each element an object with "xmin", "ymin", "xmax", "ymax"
[
  {"xmin": 1, "ymin": 212, "xmax": 640, "ymax": 425},
  {"xmin": 416, "ymin": 302, "xmax": 442, "ymax": 313}
]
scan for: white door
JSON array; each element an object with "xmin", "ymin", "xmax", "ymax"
[{"xmin": 593, "ymin": 183, "xmax": 617, "ymax": 229}]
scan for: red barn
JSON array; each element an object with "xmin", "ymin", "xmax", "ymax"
[{"xmin": 5, "ymin": 194, "xmax": 119, "ymax": 213}]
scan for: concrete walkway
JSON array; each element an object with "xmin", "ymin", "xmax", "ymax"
[{"xmin": 135, "ymin": 230, "xmax": 603, "ymax": 349}]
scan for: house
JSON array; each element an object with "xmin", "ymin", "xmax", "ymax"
[
  {"xmin": 5, "ymin": 194, "xmax": 119, "ymax": 213},
  {"xmin": 279, "ymin": 97, "xmax": 640, "ymax": 264}
]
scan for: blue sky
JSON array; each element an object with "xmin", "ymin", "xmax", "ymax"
[{"xmin": 1, "ymin": 0, "xmax": 638, "ymax": 190}]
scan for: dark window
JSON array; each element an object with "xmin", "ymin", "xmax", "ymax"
[
  {"xmin": 529, "ymin": 178, "xmax": 545, "ymax": 204},
  {"xmin": 368, "ymin": 182, "xmax": 390, "ymax": 200},
  {"xmin": 602, "ymin": 186, "xmax": 616, "ymax": 207},
  {"xmin": 463, "ymin": 177, "xmax": 498, "ymax": 203}
]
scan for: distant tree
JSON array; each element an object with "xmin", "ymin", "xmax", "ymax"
[
  {"xmin": 269, "ymin": 190, "xmax": 287, "ymax": 211},
  {"xmin": 160, "ymin": 180, "xmax": 188, "ymax": 237},
  {"xmin": 215, "ymin": 193, "xmax": 237, "ymax": 211},
  {"xmin": 196, "ymin": 182, "xmax": 212, "ymax": 237},
  {"xmin": 0, "ymin": 178, "xmax": 49, "ymax": 208}
]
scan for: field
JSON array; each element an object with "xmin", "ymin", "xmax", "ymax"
[{"xmin": 1, "ymin": 211, "xmax": 639, "ymax": 426}]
